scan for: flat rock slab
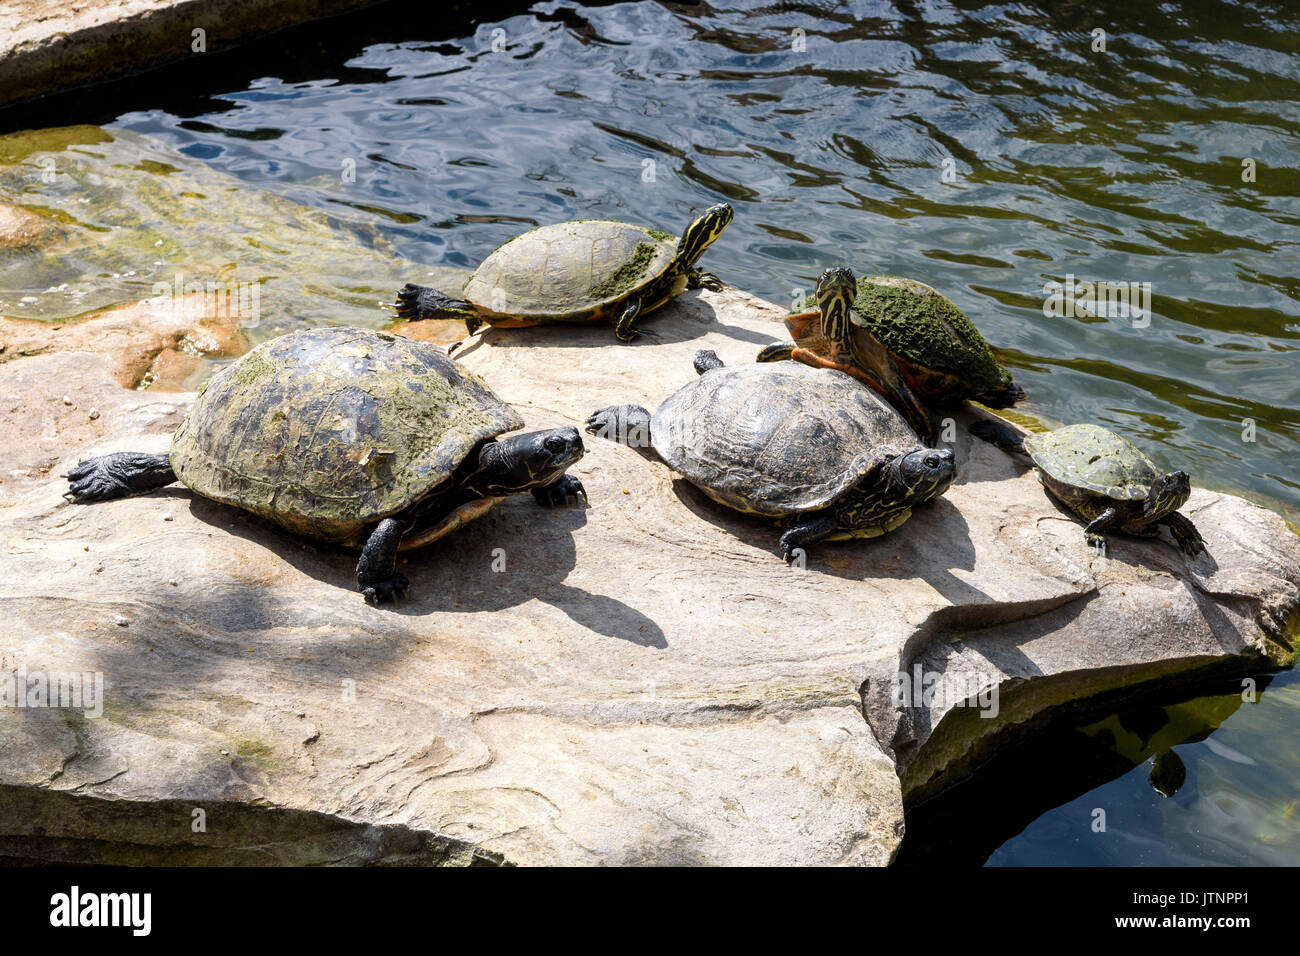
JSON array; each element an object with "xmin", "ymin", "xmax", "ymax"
[{"xmin": 0, "ymin": 288, "xmax": 1297, "ymax": 865}]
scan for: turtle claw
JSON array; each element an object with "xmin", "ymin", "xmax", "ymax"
[
  {"xmin": 621, "ymin": 326, "xmax": 659, "ymax": 343},
  {"xmin": 362, "ymin": 574, "xmax": 409, "ymax": 606},
  {"xmin": 533, "ymin": 474, "xmax": 587, "ymax": 508},
  {"xmin": 689, "ymin": 270, "xmax": 724, "ymax": 292}
]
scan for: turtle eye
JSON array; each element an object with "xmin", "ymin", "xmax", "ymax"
[
  {"xmin": 924, "ymin": 455, "xmax": 941, "ymax": 468},
  {"xmin": 544, "ymin": 434, "xmax": 567, "ymax": 454}
]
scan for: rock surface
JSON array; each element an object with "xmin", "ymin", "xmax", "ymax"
[
  {"xmin": 0, "ymin": 0, "xmax": 384, "ymax": 106},
  {"xmin": 0, "ymin": 286, "xmax": 1297, "ymax": 865}
]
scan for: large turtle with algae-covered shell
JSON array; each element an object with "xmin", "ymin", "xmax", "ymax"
[
  {"xmin": 395, "ymin": 203, "xmax": 734, "ymax": 342},
  {"xmin": 63, "ymin": 327, "xmax": 587, "ymax": 605},
  {"xmin": 758, "ymin": 268, "xmax": 1024, "ymax": 442}
]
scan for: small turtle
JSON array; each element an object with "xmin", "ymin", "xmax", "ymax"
[
  {"xmin": 63, "ymin": 327, "xmax": 587, "ymax": 605},
  {"xmin": 1148, "ymin": 750, "xmax": 1187, "ymax": 798},
  {"xmin": 395, "ymin": 203, "xmax": 734, "ymax": 342},
  {"xmin": 758, "ymin": 267, "xmax": 1024, "ymax": 442},
  {"xmin": 585, "ymin": 351, "xmax": 956, "ymax": 560},
  {"xmin": 971, "ymin": 419, "xmax": 1207, "ymax": 559}
]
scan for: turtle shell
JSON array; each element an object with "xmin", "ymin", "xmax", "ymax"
[
  {"xmin": 170, "ymin": 327, "xmax": 523, "ymax": 545},
  {"xmin": 850, "ymin": 275, "xmax": 1014, "ymax": 401},
  {"xmin": 651, "ymin": 362, "xmax": 920, "ymax": 517},
  {"xmin": 463, "ymin": 220, "xmax": 678, "ymax": 321},
  {"xmin": 1024, "ymin": 424, "xmax": 1159, "ymax": 502}
]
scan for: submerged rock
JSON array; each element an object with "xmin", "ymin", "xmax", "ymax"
[
  {"xmin": 0, "ymin": 202, "xmax": 60, "ymax": 249},
  {"xmin": 0, "ymin": 283, "xmax": 1296, "ymax": 866}
]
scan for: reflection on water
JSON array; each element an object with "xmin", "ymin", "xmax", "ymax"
[
  {"xmin": 900, "ymin": 671, "xmax": 1300, "ymax": 865},
  {"xmin": 0, "ymin": 0, "xmax": 1296, "ymax": 862}
]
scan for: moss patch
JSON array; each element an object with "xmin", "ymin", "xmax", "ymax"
[
  {"xmin": 855, "ymin": 276, "xmax": 1011, "ymax": 394},
  {"xmin": 587, "ymin": 241, "xmax": 657, "ymax": 300}
]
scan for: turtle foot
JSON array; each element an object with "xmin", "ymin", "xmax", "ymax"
[
  {"xmin": 779, "ymin": 514, "xmax": 836, "ymax": 564},
  {"xmin": 688, "ymin": 270, "xmax": 724, "ymax": 291},
  {"xmin": 585, "ymin": 405, "xmax": 652, "ymax": 449},
  {"xmin": 969, "ymin": 419, "xmax": 1027, "ymax": 455},
  {"xmin": 978, "ymin": 380, "xmax": 1028, "ymax": 409},
  {"xmin": 693, "ymin": 349, "xmax": 725, "ymax": 374},
  {"xmin": 361, "ymin": 573, "xmax": 409, "ymax": 606},
  {"xmin": 64, "ymin": 452, "xmax": 175, "ymax": 503},
  {"xmin": 614, "ymin": 325, "xmax": 659, "ymax": 344},
  {"xmin": 395, "ymin": 284, "xmax": 477, "ymax": 325},
  {"xmin": 533, "ymin": 474, "xmax": 587, "ymax": 508}
]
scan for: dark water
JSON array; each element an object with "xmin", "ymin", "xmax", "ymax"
[
  {"xmin": 900, "ymin": 669, "xmax": 1300, "ymax": 865},
  {"xmin": 1, "ymin": 0, "xmax": 1297, "ymax": 863}
]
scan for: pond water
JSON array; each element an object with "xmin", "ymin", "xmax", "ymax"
[{"xmin": 0, "ymin": 0, "xmax": 1295, "ymax": 863}]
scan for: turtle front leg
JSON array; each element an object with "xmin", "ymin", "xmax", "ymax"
[
  {"xmin": 1082, "ymin": 507, "xmax": 1119, "ymax": 553},
  {"xmin": 687, "ymin": 268, "xmax": 724, "ymax": 291},
  {"xmin": 357, "ymin": 516, "xmax": 412, "ymax": 606},
  {"xmin": 756, "ymin": 342, "xmax": 796, "ymax": 363},
  {"xmin": 613, "ymin": 296, "xmax": 644, "ymax": 342},
  {"xmin": 395, "ymin": 284, "xmax": 482, "ymax": 335},
  {"xmin": 1162, "ymin": 512, "xmax": 1207, "ymax": 559},
  {"xmin": 585, "ymin": 405, "xmax": 652, "ymax": 450},
  {"xmin": 779, "ymin": 512, "xmax": 836, "ymax": 563},
  {"xmin": 64, "ymin": 452, "xmax": 176, "ymax": 503},
  {"xmin": 532, "ymin": 474, "xmax": 588, "ymax": 508}
]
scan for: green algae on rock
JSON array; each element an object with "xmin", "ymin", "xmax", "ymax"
[{"xmin": 0, "ymin": 126, "xmax": 428, "ymax": 335}]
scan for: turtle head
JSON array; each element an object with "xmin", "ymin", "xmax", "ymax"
[
  {"xmin": 472, "ymin": 427, "xmax": 585, "ymax": 495},
  {"xmin": 1143, "ymin": 470, "xmax": 1191, "ymax": 520},
  {"xmin": 815, "ymin": 266, "xmax": 858, "ymax": 354},
  {"xmin": 889, "ymin": 447, "xmax": 957, "ymax": 505},
  {"xmin": 675, "ymin": 203, "xmax": 733, "ymax": 270}
]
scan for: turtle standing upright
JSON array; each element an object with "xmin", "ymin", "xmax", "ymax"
[
  {"xmin": 586, "ymin": 352, "xmax": 956, "ymax": 560},
  {"xmin": 395, "ymin": 203, "xmax": 734, "ymax": 342},
  {"xmin": 971, "ymin": 419, "xmax": 1207, "ymax": 558},
  {"xmin": 63, "ymin": 327, "xmax": 588, "ymax": 605},
  {"xmin": 758, "ymin": 267, "xmax": 1024, "ymax": 442}
]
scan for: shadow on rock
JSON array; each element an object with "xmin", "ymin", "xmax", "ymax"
[
  {"xmin": 177, "ymin": 492, "xmax": 641, "ymax": 629},
  {"xmin": 456, "ymin": 290, "xmax": 779, "ymax": 354},
  {"xmin": 667, "ymin": 478, "xmax": 977, "ymax": 594}
]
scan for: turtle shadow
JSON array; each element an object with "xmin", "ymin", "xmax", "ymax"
[
  {"xmin": 1027, "ymin": 484, "xmax": 1220, "ymax": 577},
  {"xmin": 180, "ymin": 492, "xmax": 665, "ymax": 646},
  {"xmin": 453, "ymin": 289, "xmax": 781, "ymax": 354},
  {"xmin": 665, "ymin": 479, "xmax": 978, "ymax": 600}
]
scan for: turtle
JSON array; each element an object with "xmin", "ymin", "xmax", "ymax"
[
  {"xmin": 970, "ymin": 419, "xmax": 1207, "ymax": 559},
  {"xmin": 394, "ymin": 202, "xmax": 734, "ymax": 342},
  {"xmin": 1148, "ymin": 749, "xmax": 1188, "ymax": 798},
  {"xmin": 757, "ymin": 267, "xmax": 1024, "ymax": 443},
  {"xmin": 585, "ymin": 351, "xmax": 956, "ymax": 560},
  {"xmin": 62, "ymin": 327, "xmax": 587, "ymax": 605}
]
